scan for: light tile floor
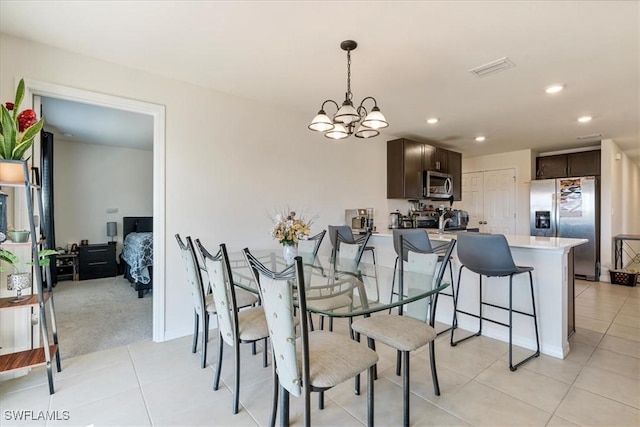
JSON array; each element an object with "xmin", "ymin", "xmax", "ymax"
[{"xmin": 1, "ymin": 280, "xmax": 638, "ymax": 426}]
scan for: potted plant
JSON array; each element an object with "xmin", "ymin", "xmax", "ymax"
[
  {"xmin": 0, "ymin": 247, "xmax": 57, "ymax": 301},
  {"xmin": 0, "ymin": 78, "xmax": 44, "ymax": 181}
]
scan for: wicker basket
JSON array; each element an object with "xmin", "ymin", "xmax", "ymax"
[{"xmin": 609, "ymin": 269, "xmax": 639, "ymax": 287}]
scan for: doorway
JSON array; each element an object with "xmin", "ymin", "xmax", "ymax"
[{"xmin": 24, "ymin": 79, "xmax": 166, "ymax": 342}]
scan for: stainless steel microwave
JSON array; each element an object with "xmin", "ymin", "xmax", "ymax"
[{"xmin": 424, "ymin": 171, "xmax": 453, "ymax": 199}]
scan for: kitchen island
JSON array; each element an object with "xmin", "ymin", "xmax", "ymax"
[{"xmin": 365, "ymin": 231, "xmax": 587, "ymax": 359}]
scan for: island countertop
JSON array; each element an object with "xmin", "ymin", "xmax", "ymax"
[
  {"xmin": 364, "ymin": 228, "xmax": 586, "ymax": 359},
  {"xmin": 372, "ymin": 230, "xmax": 587, "ymax": 251}
]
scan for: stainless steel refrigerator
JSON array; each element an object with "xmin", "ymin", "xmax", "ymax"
[{"xmin": 530, "ymin": 176, "xmax": 600, "ymax": 280}]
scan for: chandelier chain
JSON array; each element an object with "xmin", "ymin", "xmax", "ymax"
[{"xmin": 346, "ymin": 49, "xmax": 352, "ymax": 101}]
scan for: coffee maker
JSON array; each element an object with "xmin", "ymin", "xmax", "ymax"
[{"xmin": 346, "ymin": 208, "xmax": 374, "ymax": 232}]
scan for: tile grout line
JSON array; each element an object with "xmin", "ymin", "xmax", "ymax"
[{"xmin": 127, "ymin": 343, "xmax": 155, "ymax": 426}]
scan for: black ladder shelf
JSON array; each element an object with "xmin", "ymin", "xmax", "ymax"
[{"xmin": 0, "ymin": 159, "xmax": 61, "ymax": 394}]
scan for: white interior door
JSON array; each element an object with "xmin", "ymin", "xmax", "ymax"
[
  {"xmin": 484, "ymin": 169, "xmax": 516, "ymax": 234},
  {"xmin": 461, "ymin": 171, "xmax": 484, "ymax": 231},
  {"xmin": 461, "ymin": 169, "xmax": 515, "ymax": 234}
]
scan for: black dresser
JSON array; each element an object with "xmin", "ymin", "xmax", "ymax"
[{"xmin": 78, "ymin": 243, "xmax": 117, "ymax": 280}]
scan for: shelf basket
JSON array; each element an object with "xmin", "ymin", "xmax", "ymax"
[{"xmin": 609, "ymin": 269, "xmax": 639, "ymax": 287}]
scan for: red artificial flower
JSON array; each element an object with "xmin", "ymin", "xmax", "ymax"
[
  {"xmin": 5, "ymin": 102, "xmax": 14, "ymax": 111},
  {"xmin": 17, "ymin": 109, "xmax": 37, "ymax": 132}
]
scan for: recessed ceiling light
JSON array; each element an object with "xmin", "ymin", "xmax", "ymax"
[
  {"xmin": 475, "ymin": 136, "xmax": 486, "ymax": 142},
  {"xmin": 63, "ymin": 132, "xmax": 73, "ymax": 137},
  {"xmin": 545, "ymin": 84, "xmax": 565, "ymax": 94},
  {"xmin": 426, "ymin": 118, "xmax": 439, "ymax": 124},
  {"xmin": 578, "ymin": 116, "xmax": 592, "ymax": 123}
]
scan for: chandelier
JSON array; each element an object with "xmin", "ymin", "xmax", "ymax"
[{"xmin": 308, "ymin": 40, "xmax": 388, "ymax": 140}]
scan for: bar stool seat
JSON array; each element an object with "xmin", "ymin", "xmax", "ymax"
[{"xmin": 450, "ymin": 232, "xmax": 540, "ymax": 371}]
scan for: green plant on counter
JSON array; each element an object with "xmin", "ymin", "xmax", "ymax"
[{"xmin": 0, "ymin": 247, "xmax": 58, "ymax": 274}]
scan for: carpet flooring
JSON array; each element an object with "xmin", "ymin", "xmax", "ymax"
[{"xmin": 52, "ymin": 275, "xmax": 152, "ymax": 359}]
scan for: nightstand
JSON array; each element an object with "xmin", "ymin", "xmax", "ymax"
[
  {"xmin": 56, "ymin": 253, "xmax": 78, "ymax": 281},
  {"xmin": 78, "ymin": 244, "xmax": 117, "ymax": 280}
]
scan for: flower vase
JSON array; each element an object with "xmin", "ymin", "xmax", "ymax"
[{"xmin": 283, "ymin": 244, "xmax": 297, "ymax": 266}]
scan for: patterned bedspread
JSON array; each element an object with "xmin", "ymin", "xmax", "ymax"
[{"xmin": 122, "ymin": 232, "xmax": 153, "ymax": 284}]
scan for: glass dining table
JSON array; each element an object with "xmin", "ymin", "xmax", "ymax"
[{"xmin": 226, "ymin": 248, "xmax": 451, "ymax": 322}]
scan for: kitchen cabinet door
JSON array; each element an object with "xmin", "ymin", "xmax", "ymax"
[
  {"xmin": 568, "ymin": 150, "xmax": 600, "ymax": 177},
  {"xmin": 536, "ymin": 154, "xmax": 567, "ymax": 179},
  {"xmin": 447, "ymin": 150, "xmax": 462, "ymax": 201},
  {"xmin": 387, "ymin": 139, "xmax": 424, "ymax": 198},
  {"xmin": 423, "ymin": 145, "xmax": 447, "ymax": 172}
]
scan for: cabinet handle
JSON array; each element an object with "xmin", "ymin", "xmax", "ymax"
[
  {"xmin": 87, "ymin": 249, "xmax": 107, "ymax": 253},
  {"xmin": 88, "ymin": 261, "xmax": 107, "ymax": 266}
]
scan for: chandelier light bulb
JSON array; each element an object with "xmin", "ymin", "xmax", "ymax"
[
  {"xmin": 355, "ymin": 125, "xmax": 380, "ymax": 139},
  {"xmin": 362, "ymin": 107, "xmax": 389, "ymax": 130},
  {"xmin": 325, "ymin": 123, "xmax": 349, "ymax": 140},
  {"xmin": 308, "ymin": 110, "xmax": 335, "ymax": 132}
]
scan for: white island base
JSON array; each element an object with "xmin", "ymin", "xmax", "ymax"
[{"xmin": 368, "ymin": 233, "xmax": 587, "ymax": 359}]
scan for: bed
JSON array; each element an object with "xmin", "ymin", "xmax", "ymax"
[{"xmin": 121, "ymin": 216, "xmax": 153, "ymax": 298}]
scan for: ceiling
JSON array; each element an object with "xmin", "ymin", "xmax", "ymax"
[{"xmin": 1, "ymin": 1, "xmax": 638, "ymax": 163}]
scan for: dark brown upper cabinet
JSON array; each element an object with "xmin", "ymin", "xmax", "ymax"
[
  {"xmin": 387, "ymin": 138, "xmax": 462, "ymax": 200},
  {"xmin": 536, "ymin": 150, "xmax": 601, "ymax": 179},
  {"xmin": 387, "ymin": 139, "xmax": 424, "ymax": 199}
]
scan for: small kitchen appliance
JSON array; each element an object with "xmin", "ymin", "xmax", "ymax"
[{"xmin": 389, "ymin": 211, "xmax": 402, "ymax": 229}]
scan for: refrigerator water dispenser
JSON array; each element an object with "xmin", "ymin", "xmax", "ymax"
[{"xmin": 535, "ymin": 211, "xmax": 551, "ymax": 229}]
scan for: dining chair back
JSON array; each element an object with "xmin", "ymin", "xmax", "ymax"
[
  {"xmin": 175, "ymin": 234, "xmax": 209, "ymax": 368},
  {"xmin": 297, "ymin": 230, "xmax": 326, "ymax": 258},
  {"xmin": 389, "ymin": 230, "xmax": 455, "ymax": 330},
  {"xmin": 196, "ymin": 240, "xmax": 268, "ymax": 414},
  {"xmin": 243, "ymin": 249, "xmax": 378, "ymax": 427},
  {"xmin": 351, "ymin": 239, "xmax": 456, "ymax": 427}
]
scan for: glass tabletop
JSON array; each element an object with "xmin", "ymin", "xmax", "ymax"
[{"xmin": 227, "ymin": 249, "xmax": 451, "ymax": 318}]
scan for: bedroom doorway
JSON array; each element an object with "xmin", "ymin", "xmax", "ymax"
[{"xmin": 25, "ymin": 79, "xmax": 166, "ymax": 344}]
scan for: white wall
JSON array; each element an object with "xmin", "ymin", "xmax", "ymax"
[
  {"xmin": 0, "ymin": 34, "xmax": 395, "ymax": 340},
  {"xmin": 600, "ymin": 139, "xmax": 640, "ymax": 279},
  {"xmin": 457, "ymin": 149, "xmax": 534, "ymax": 235},
  {"xmin": 53, "ymin": 138, "xmax": 153, "ymax": 252}
]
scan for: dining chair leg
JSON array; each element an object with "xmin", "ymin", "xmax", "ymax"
[
  {"xmin": 304, "ymin": 385, "xmax": 311, "ymax": 427},
  {"xmin": 429, "ymin": 340, "xmax": 440, "ymax": 396},
  {"xmin": 368, "ymin": 364, "xmax": 375, "ymax": 427},
  {"xmin": 319, "ymin": 316, "xmax": 325, "ymax": 330},
  {"xmin": 403, "ymin": 350, "xmax": 410, "ymax": 427},
  {"xmin": 279, "ymin": 384, "xmax": 289, "ymax": 427},
  {"xmin": 318, "ymin": 391, "xmax": 324, "ymax": 409},
  {"xmin": 396, "ymin": 349, "xmax": 402, "ymax": 376},
  {"xmin": 389, "ymin": 256, "xmax": 399, "ymax": 314},
  {"xmin": 329, "ymin": 317, "xmax": 334, "ymax": 331},
  {"xmin": 213, "ymin": 334, "xmax": 224, "ymax": 390},
  {"xmin": 308, "ymin": 312, "xmax": 315, "ymax": 331},
  {"xmin": 233, "ymin": 341, "xmax": 240, "ymax": 414},
  {"xmin": 252, "ymin": 341, "xmax": 257, "ymax": 355},
  {"xmin": 262, "ymin": 337, "xmax": 268, "ymax": 367},
  {"xmin": 366, "ymin": 337, "xmax": 378, "ymax": 380},
  {"xmin": 192, "ymin": 311, "xmax": 199, "ymax": 353},
  {"xmin": 270, "ymin": 358, "xmax": 278, "ymax": 427},
  {"xmin": 201, "ymin": 314, "xmax": 208, "ymax": 368}
]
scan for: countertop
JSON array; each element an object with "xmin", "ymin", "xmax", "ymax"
[{"xmin": 371, "ymin": 230, "xmax": 587, "ymax": 250}]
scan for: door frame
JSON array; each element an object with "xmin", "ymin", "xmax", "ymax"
[{"xmin": 22, "ymin": 78, "xmax": 166, "ymax": 342}]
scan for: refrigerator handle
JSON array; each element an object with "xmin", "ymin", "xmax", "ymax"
[{"xmin": 551, "ymin": 190, "xmax": 558, "ymax": 237}]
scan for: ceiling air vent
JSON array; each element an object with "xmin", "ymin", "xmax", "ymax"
[
  {"xmin": 469, "ymin": 57, "xmax": 515, "ymax": 77},
  {"xmin": 577, "ymin": 133, "xmax": 603, "ymax": 140}
]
